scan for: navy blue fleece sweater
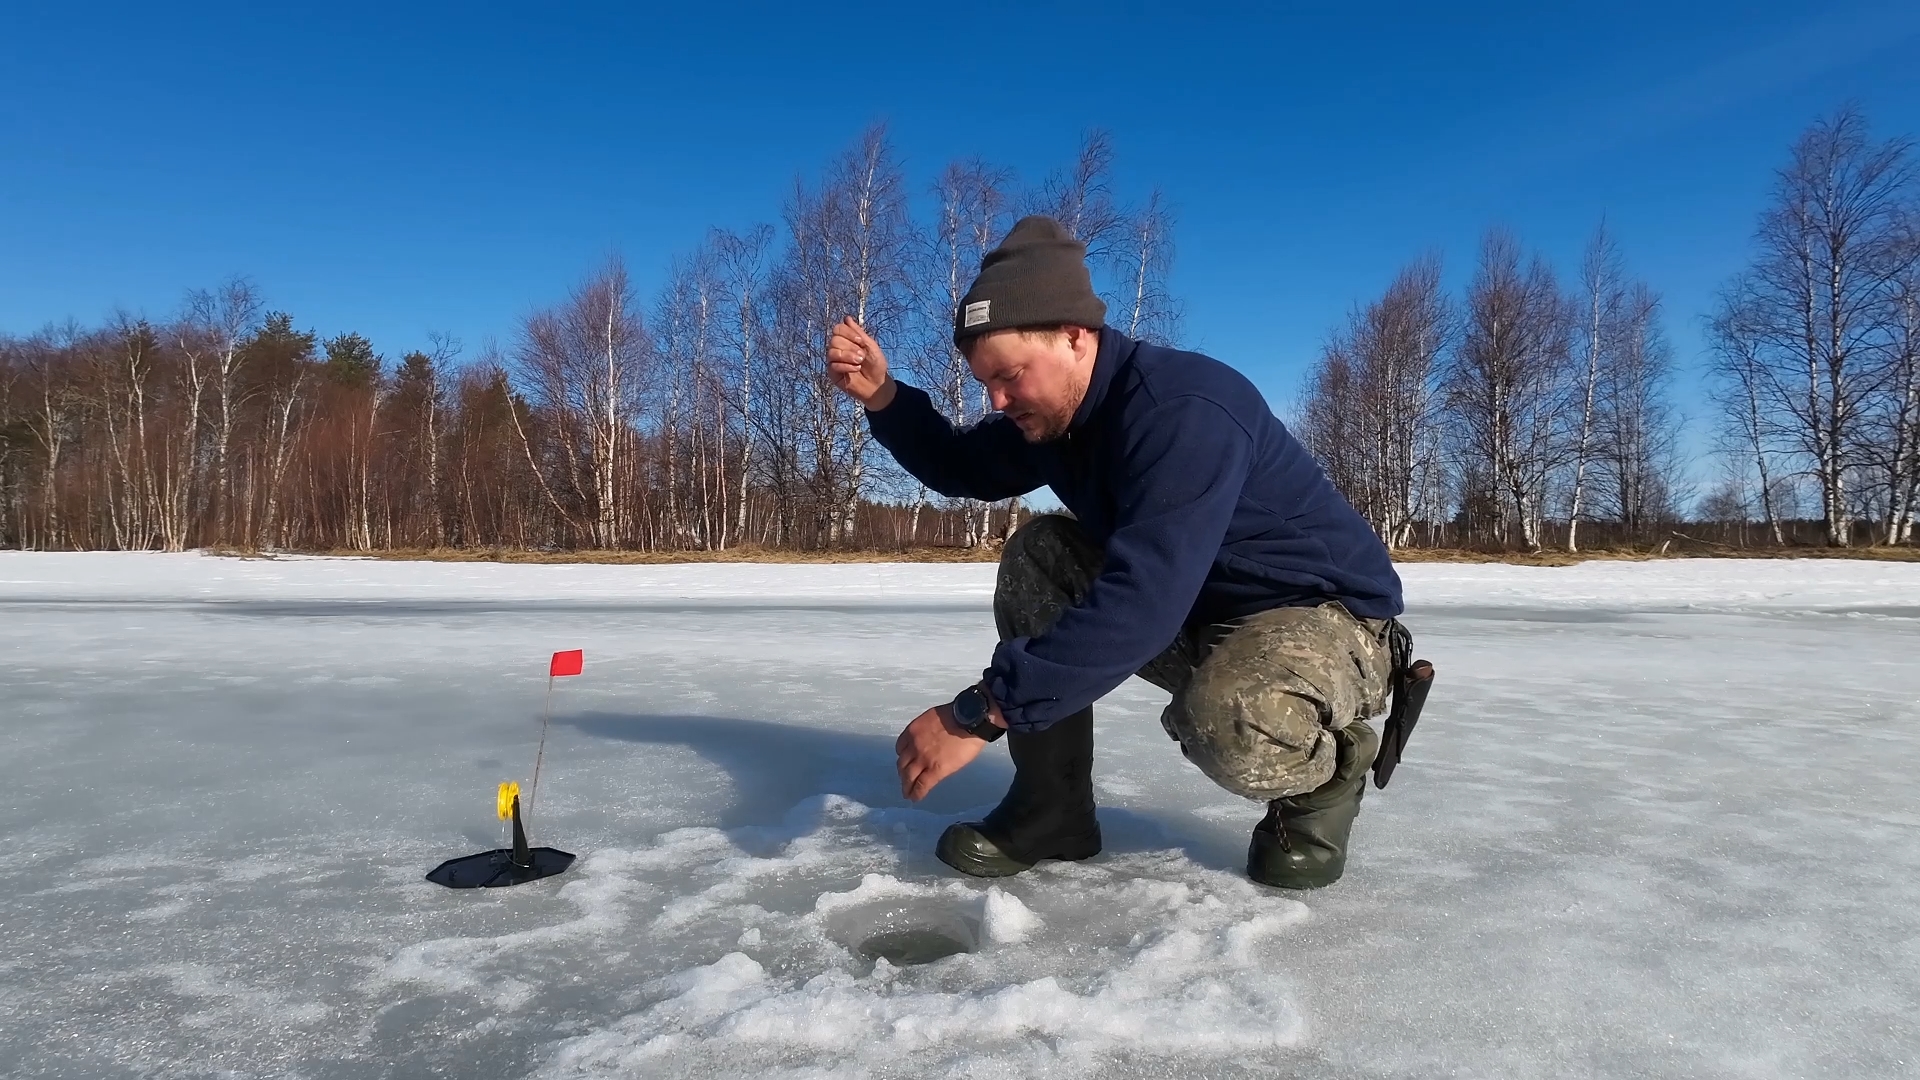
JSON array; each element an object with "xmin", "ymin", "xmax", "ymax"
[{"xmin": 867, "ymin": 329, "xmax": 1403, "ymax": 732}]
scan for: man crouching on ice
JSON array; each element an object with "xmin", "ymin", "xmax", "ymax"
[{"xmin": 825, "ymin": 216, "xmax": 1413, "ymax": 890}]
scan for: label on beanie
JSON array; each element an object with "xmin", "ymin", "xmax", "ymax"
[{"xmin": 964, "ymin": 301, "xmax": 991, "ymax": 328}]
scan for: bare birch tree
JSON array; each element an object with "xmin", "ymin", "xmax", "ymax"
[
  {"xmin": 95, "ymin": 315, "xmax": 162, "ymax": 549},
  {"xmin": 1708, "ymin": 295, "xmax": 1790, "ymax": 544},
  {"xmin": 1026, "ymin": 130, "xmax": 1129, "ymax": 262},
  {"xmin": 1301, "ymin": 256, "xmax": 1450, "ymax": 547},
  {"xmin": 922, "ymin": 157, "xmax": 1012, "ymax": 546},
  {"xmin": 160, "ymin": 306, "xmax": 217, "ymax": 552},
  {"xmin": 243, "ymin": 313, "xmax": 316, "ymax": 549},
  {"xmin": 179, "ymin": 278, "xmax": 261, "ymax": 544},
  {"xmin": 1728, "ymin": 107, "xmax": 1913, "ymax": 545},
  {"xmin": 514, "ymin": 258, "xmax": 650, "ymax": 547},
  {"xmin": 18, "ymin": 329, "xmax": 80, "ymax": 548},
  {"xmin": 1567, "ymin": 223, "xmax": 1624, "ymax": 552},
  {"xmin": 1446, "ymin": 230, "xmax": 1571, "ymax": 550},
  {"xmin": 828, "ymin": 125, "xmax": 914, "ymax": 544},
  {"xmin": 1120, "ymin": 188, "xmax": 1183, "ymax": 347},
  {"xmin": 712, "ymin": 225, "xmax": 773, "ymax": 548},
  {"xmin": 1878, "ymin": 235, "xmax": 1920, "ymax": 542},
  {"xmin": 655, "ymin": 250, "xmax": 723, "ymax": 547},
  {"xmin": 1592, "ymin": 283, "xmax": 1683, "ymax": 536}
]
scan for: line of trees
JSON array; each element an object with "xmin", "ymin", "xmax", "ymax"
[
  {"xmin": 1296, "ymin": 224, "xmax": 1686, "ymax": 552},
  {"xmin": 1299, "ymin": 106, "xmax": 1918, "ymax": 550},
  {"xmin": 0, "ymin": 127, "xmax": 1182, "ymax": 552},
  {"xmin": 1706, "ymin": 107, "xmax": 1919, "ymax": 547},
  {"xmin": 5, "ymin": 110, "xmax": 1914, "ymax": 555}
]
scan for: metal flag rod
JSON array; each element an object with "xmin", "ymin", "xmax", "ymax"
[{"xmin": 527, "ymin": 674, "xmax": 555, "ymax": 818}]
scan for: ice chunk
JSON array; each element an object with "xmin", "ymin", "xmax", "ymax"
[{"xmin": 981, "ymin": 885, "xmax": 1039, "ymax": 944}]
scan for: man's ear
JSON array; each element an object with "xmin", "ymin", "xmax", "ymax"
[{"xmin": 1072, "ymin": 325, "xmax": 1099, "ymax": 359}]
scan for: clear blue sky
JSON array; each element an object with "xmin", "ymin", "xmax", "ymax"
[{"xmin": 4, "ymin": 1, "xmax": 1918, "ymax": 444}]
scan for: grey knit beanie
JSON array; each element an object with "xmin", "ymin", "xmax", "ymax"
[{"xmin": 953, "ymin": 216, "xmax": 1107, "ymax": 345}]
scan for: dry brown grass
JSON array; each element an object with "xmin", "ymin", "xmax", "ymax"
[{"xmin": 201, "ymin": 540, "xmax": 1920, "ymax": 566}]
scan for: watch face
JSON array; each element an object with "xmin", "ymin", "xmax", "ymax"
[{"xmin": 954, "ymin": 686, "xmax": 988, "ymax": 729}]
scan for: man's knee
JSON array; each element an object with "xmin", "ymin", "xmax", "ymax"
[
  {"xmin": 1162, "ymin": 604, "xmax": 1390, "ymax": 800},
  {"xmin": 994, "ymin": 514, "xmax": 1100, "ymax": 641},
  {"xmin": 999, "ymin": 513, "xmax": 1089, "ymax": 573},
  {"xmin": 1163, "ymin": 689, "xmax": 1338, "ymax": 800}
]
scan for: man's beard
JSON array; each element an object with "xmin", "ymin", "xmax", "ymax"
[
  {"xmin": 1014, "ymin": 370, "xmax": 1090, "ymax": 444},
  {"xmin": 1017, "ymin": 406, "xmax": 1074, "ymax": 443}
]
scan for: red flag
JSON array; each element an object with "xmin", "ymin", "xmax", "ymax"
[{"xmin": 549, "ymin": 649, "xmax": 584, "ymax": 677}]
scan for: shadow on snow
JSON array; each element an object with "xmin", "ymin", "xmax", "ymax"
[{"xmin": 559, "ymin": 710, "xmax": 1250, "ymax": 874}]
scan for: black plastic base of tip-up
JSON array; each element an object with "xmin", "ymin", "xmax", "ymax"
[
  {"xmin": 426, "ymin": 846, "xmax": 575, "ymax": 888},
  {"xmin": 427, "ymin": 793, "xmax": 576, "ymax": 889}
]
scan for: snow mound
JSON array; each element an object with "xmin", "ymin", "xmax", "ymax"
[{"xmin": 373, "ymin": 796, "xmax": 1312, "ymax": 1078}]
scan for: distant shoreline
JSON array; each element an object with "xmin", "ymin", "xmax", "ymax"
[{"xmin": 159, "ymin": 544, "xmax": 1920, "ymax": 567}]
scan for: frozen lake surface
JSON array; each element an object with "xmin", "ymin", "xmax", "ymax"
[{"xmin": 4, "ymin": 552, "xmax": 1918, "ymax": 1078}]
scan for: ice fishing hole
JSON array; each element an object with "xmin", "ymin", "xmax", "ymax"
[
  {"xmin": 827, "ymin": 901, "xmax": 979, "ymax": 967},
  {"xmin": 859, "ymin": 926, "xmax": 972, "ymax": 965}
]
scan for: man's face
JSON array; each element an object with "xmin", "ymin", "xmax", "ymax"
[{"xmin": 965, "ymin": 326, "xmax": 1100, "ymax": 443}]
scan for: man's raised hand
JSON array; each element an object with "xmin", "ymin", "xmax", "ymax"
[{"xmin": 826, "ymin": 317, "xmax": 897, "ymax": 410}]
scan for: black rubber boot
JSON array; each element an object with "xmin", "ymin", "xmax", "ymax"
[
  {"xmin": 1247, "ymin": 720, "xmax": 1380, "ymax": 890},
  {"xmin": 936, "ymin": 707, "xmax": 1102, "ymax": 877}
]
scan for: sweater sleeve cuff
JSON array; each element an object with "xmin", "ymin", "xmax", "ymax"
[
  {"xmin": 983, "ymin": 669, "xmax": 1031, "ymax": 731},
  {"xmin": 983, "ymin": 646, "xmax": 1067, "ymax": 734}
]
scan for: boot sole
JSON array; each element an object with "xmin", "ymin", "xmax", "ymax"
[
  {"xmin": 935, "ymin": 823, "xmax": 1101, "ymax": 878},
  {"xmin": 1246, "ymin": 865, "xmax": 1345, "ymax": 890}
]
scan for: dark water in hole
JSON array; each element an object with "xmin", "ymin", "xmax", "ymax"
[{"xmin": 858, "ymin": 927, "xmax": 973, "ymax": 966}]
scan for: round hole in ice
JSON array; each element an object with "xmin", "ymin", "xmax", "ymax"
[
  {"xmin": 857, "ymin": 926, "xmax": 971, "ymax": 966},
  {"xmin": 825, "ymin": 901, "xmax": 979, "ymax": 967}
]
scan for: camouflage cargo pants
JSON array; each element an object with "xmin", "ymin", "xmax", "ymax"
[{"xmin": 996, "ymin": 514, "xmax": 1394, "ymax": 800}]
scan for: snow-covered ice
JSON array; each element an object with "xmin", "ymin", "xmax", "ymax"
[{"xmin": 4, "ymin": 551, "xmax": 1919, "ymax": 1078}]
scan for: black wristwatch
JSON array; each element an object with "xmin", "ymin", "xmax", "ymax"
[{"xmin": 951, "ymin": 684, "xmax": 1006, "ymax": 742}]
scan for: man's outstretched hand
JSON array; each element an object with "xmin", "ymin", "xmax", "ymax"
[
  {"xmin": 826, "ymin": 316, "xmax": 897, "ymax": 411},
  {"xmin": 895, "ymin": 703, "xmax": 991, "ymax": 801}
]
